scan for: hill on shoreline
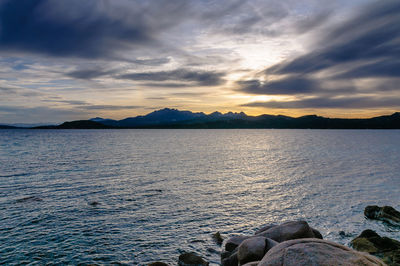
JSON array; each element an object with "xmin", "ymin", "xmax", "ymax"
[{"xmin": 2, "ymin": 108, "xmax": 400, "ymax": 129}]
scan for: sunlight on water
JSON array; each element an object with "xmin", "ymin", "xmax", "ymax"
[{"xmin": 0, "ymin": 129, "xmax": 399, "ymax": 265}]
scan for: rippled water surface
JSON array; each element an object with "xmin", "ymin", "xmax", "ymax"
[{"xmin": 1, "ymin": 129, "xmax": 399, "ymax": 265}]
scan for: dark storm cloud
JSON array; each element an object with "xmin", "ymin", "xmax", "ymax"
[
  {"xmin": 242, "ymin": 96, "xmax": 400, "ymax": 109},
  {"xmin": 119, "ymin": 69, "xmax": 226, "ymax": 86},
  {"xmin": 238, "ymin": 76, "xmax": 320, "ymax": 95},
  {"xmin": 0, "ymin": 0, "xmax": 186, "ymax": 59}
]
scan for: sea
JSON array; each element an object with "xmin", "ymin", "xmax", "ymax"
[{"xmin": 0, "ymin": 129, "xmax": 399, "ymax": 265}]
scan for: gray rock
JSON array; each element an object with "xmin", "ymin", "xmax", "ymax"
[
  {"xmin": 256, "ymin": 221, "xmax": 315, "ymax": 242},
  {"xmin": 254, "ymin": 224, "xmax": 277, "ymax": 235},
  {"xmin": 221, "ymin": 250, "xmax": 233, "ymax": 261},
  {"xmin": 311, "ymin": 227, "xmax": 323, "ymax": 239},
  {"xmin": 224, "ymin": 235, "xmax": 251, "ymax": 252},
  {"xmin": 258, "ymin": 238, "xmax": 385, "ymax": 266},
  {"xmin": 237, "ymin": 237, "xmax": 278, "ymax": 265},
  {"xmin": 365, "ymin": 205, "xmax": 400, "ymax": 226},
  {"xmin": 221, "ymin": 252, "xmax": 238, "ymax": 266},
  {"xmin": 178, "ymin": 252, "xmax": 208, "ymax": 266}
]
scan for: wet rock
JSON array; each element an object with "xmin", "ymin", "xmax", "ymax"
[
  {"xmin": 311, "ymin": 227, "xmax": 323, "ymax": 239},
  {"xmin": 364, "ymin": 205, "xmax": 400, "ymax": 226},
  {"xmin": 15, "ymin": 196, "xmax": 43, "ymax": 203},
  {"xmin": 351, "ymin": 237, "xmax": 379, "ymax": 253},
  {"xmin": 224, "ymin": 235, "xmax": 251, "ymax": 252},
  {"xmin": 212, "ymin": 231, "xmax": 224, "ymax": 245},
  {"xmin": 221, "ymin": 251, "xmax": 238, "ymax": 266},
  {"xmin": 148, "ymin": 262, "xmax": 169, "ymax": 266},
  {"xmin": 351, "ymin": 229, "xmax": 400, "ymax": 265},
  {"xmin": 255, "ymin": 224, "xmax": 277, "ymax": 235},
  {"xmin": 221, "ymin": 250, "xmax": 233, "ymax": 261},
  {"xmin": 256, "ymin": 221, "xmax": 316, "ymax": 242},
  {"xmin": 178, "ymin": 252, "xmax": 209, "ymax": 266},
  {"xmin": 259, "ymin": 238, "xmax": 385, "ymax": 266},
  {"xmin": 237, "ymin": 236, "xmax": 278, "ymax": 265}
]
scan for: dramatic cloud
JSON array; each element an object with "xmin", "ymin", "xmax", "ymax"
[
  {"xmin": 239, "ymin": 0, "xmax": 400, "ymax": 110},
  {"xmin": 266, "ymin": 1, "xmax": 400, "ymax": 76},
  {"xmin": 0, "ymin": 0, "xmax": 187, "ymax": 59},
  {"xmin": 119, "ymin": 69, "xmax": 226, "ymax": 86},
  {"xmin": 238, "ymin": 76, "xmax": 319, "ymax": 95}
]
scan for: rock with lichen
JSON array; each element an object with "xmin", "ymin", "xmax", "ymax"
[{"xmin": 351, "ymin": 229, "xmax": 400, "ymax": 266}]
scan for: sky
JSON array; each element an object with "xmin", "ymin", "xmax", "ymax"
[{"xmin": 1, "ymin": 0, "xmax": 399, "ymax": 123}]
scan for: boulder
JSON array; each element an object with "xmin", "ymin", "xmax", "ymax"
[
  {"xmin": 237, "ymin": 237, "xmax": 277, "ymax": 265},
  {"xmin": 259, "ymin": 238, "xmax": 385, "ymax": 266},
  {"xmin": 221, "ymin": 250, "xmax": 233, "ymax": 261},
  {"xmin": 256, "ymin": 221, "xmax": 317, "ymax": 242},
  {"xmin": 364, "ymin": 205, "xmax": 400, "ymax": 226},
  {"xmin": 311, "ymin": 227, "xmax": 323, "ymax": 239},
  {"xmin": 351, "ymin": 229, "xmax": 400, "ymax": 265},
  {"xmin": 224, "ymin": 235, "xmax": 251, "ymax": 252},
  {"xmin": 255, "ymin": 224, "xmax": 277, "ymax": 235},
  {"xmin": 178, "ymin": 252, "xmax": 209, "ymax": 266},
  {"xmin": 221, "ymin": 251, "xmax": 238, "ymax": 266},
  {"xmin": 255, "ymin": 222, "xmax": 322, "ymax": 240}
]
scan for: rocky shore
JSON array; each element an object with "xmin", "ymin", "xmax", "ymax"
[{"xmin": 149, "ymin": 205, "xmax": 400, "ymax": 266}]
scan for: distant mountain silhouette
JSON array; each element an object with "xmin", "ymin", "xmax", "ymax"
[
  {"xmin": 35, "ymin": 120, "xmax": 114, "ymax": 129},
  {"xmin": 89, "ymin": 108, "xmax": 249, "ymax": 127},
  {"xmin": 0, "ymin": 124, "xmax": 20, "ymax": 129},
  {"xmin": 2, "ymin": 109, "xmax": 399, "ymax": 129},
  {"xmin": 84, "ymin": 109, "xmax": 400, "ymax": 129}
]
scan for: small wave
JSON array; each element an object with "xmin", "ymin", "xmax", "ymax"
[
  {"xmin": 0, "ymin": 172, "xmax": 30, "ymax": 178},
  {"xmin": 15, "ymin": 196, "xmax": 43, "ymax": 203}
]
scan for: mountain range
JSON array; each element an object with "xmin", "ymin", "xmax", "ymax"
[{"xmin": 1, "ymin": 108, "xmax": 400, "ymax": 129}]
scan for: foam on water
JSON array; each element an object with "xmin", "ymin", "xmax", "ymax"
[{"xmin": 0, "ymin": 129, "xmax": 399, "ymax": 265}]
